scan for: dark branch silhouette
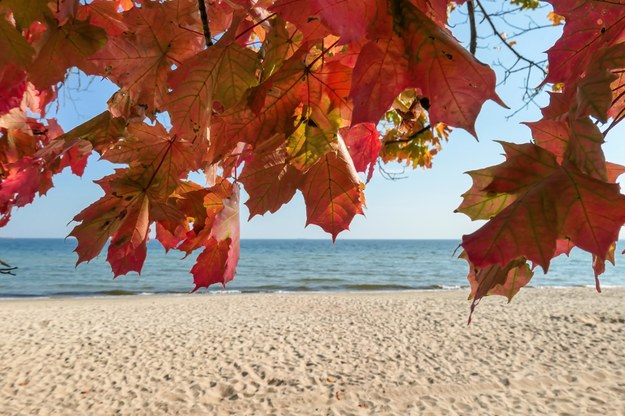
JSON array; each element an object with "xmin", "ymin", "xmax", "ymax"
[
  {"xmin": 0, "ymin": 259, "xmax": 17, "ymax": 276},
  {"xmin": 197, "ymin": 0, "xmax": 213, "ymax": 47}
]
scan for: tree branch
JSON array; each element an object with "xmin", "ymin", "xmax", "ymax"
[
  {"xmin": 476, "ymin": 0, "xmax": 546, "ymax": 77},
  {"xmin": 0, "ymin": 259, "xmax": 16, "ymax": 276},
  {"xmin": 377, "ymin": 160, "xmax": 408, "ymax": 180},
  {"xmin": 197, "ymin": 0, "xmax": 213, "ymax": 47},
  {"xmin": 384, "ymin": 125, "xmax": 431, "ymax": 146},
  {"xmin": 467, "ymin": 1, "xmax": 477, "ymax": 55}
]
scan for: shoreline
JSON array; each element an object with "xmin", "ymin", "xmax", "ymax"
[
  {"xmin": 0, "ymin": 283, "xmax": 622, "ymax": 302},
  {"xmin": 2, "ymin": 288, "xmax": 624, "ymax": 415}
]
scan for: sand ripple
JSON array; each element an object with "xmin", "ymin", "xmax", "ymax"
[{"xmin": 1, "ymin": 288, "xmax": 624, "ymax": 415}]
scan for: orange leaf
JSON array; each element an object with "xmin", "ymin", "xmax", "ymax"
[{"xmin": 239, "ymin": 145, "xmax": 303, "ymax": 218}]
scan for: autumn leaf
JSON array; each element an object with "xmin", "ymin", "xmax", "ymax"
[
  {"xmin": 191, "ymin": 184, "xmax": 240, "ymax": 290},
  {"xmin": 606, "ymin": 162, "xmax": 625, "ymax": 183},
  {"xmin": 29, "ymin": 18, "xmax": 107, "ymax": 91},
  {"xmin": 69, "ymin": 190, "xmax": 130, "ymax": 266},
  {"xmin": 566, "ymin": 117, "xmax": 607, "ymax": 181},
  {"xmin": 303, "ymin": 60, "xmax": 353, "ymax": 125},
  {"xmin": 523, "ymin": 119, "xmax": 569, "ymax": 163},
  {"xmin": 461, "ymin": 142, "xmax": 625, "ymax": 273},
  {"xmin": 239, "ymin": 144, "xmax": 303, "ymax": 218},
  {"xmin": 167, "ymin": 32, "xmax": 259, "ymax": 142},
  {"xmin": 544, "ymin": 0, "xmax": 625, "ymax": 86},
  {"xmin": 269, "ymin": 0, "xmax": 330, "ymax": 41},
  {"xmin": 455, "ymin": 167, "xmax": 515, "ymax": 221},
  {"xmin": 349, "ymin": 38, "xmax": 413, "ymax": 126},
  {"xmin": 609, "ymin": 71, "xmax": 625, "ymax": 127},
  {"xmin": 176, "ymin": 179, "xmax": 232, "ymax": 255},
  {"xmin": 216, "ymin": 49, "xmax": 308, "ymax": 154},
  {"xmin": 106, "ymin": 194, "xmax": 150, "ymax": 276},
  {"xmin": 405, "ymin": 0, "xmax": 450, "ymax": 27},
  {"xmin": 88, "ymin": 2, "xmax": 204, "ymax": 115},
  {"xmin": 395, "ymin": 0, "xmax": 506, "ymax": 135},
  {"xmin": 190, "ymin": 239, "xmax": 231, "ymax": 290},
  {"xmin": 300, "ymin": 136, "xmax": 365, "ymax": 240},
  {"xmin": 575, "ymin": 68, "xmax": 616, "ymax": 123},
  {"xmin": 77, "ymin": 0, "xmax": 129, "ymax": 36},
  {"xmin": 0, "ymin": 18, "xmax": 35, "ymax": 70},
  {"xmin": 0, "ymin": 0, "xmax": 51, "ymax": 27},
  {"xmin": 0, "ymin": 66, "xmax": 28, "ymax": 115},
  {"xmin": 260, "ymin": 16, "xmax": 302, "ymax": 80},
  {"xmin": 208, "ymin": 183, "xmax": 240, "ymax": 284},
  {"xmin": 103, "ymin": 121, "xmax": 197, "ymax": 195},
  {"xmin": 540, "ymin": 90, "xmax": 575, "ymax": 120},
  {"xmin": 70, "ymin": 167, "xmax": 185, "ymax": 275},
  {"xmin": 0, "ymin": 116, "xmax": 61, "ymax": 226},
  {"xmin": 461, "ymin": 252, "xmax": 533, "ymax": 324},
  {"xmin": 287, "ymin": 109, "xmax": 339, "ymax": 172},
  {"xmin": 312, "ymin": 0, "xmax": 377, "ymax": 44},
  {"xmin": 340, "ymin": 123, "xmax": 381, "ymax": 183},
  {"xmin": 47, "ymin": 111, "xmax": 125, "ymax": 151}
]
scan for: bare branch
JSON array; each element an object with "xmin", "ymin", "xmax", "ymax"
[
  {"xmin": 377, "ymin": 160, "xmax": 408, "ymax": 181},
  {"xmin": 602, "ymin": 111, "xmax": 625, "ymax": 137},
  {"xmin": 383, "ymin": 125, "xmax": 431, "ymax": 146},
  {"xmin": 475, "ymin": 0, "xmax": 547, "ymax": 78},
  {"xmin": 467, "ymin": 1, "xmax": 477, "ymax": 55},
  {"xmin": 0, "ymin": 259, "xmax": 17, "ymax": 276},
  {"xmin": 197, "ymin": 0, "xmax": 213, "ymax": 47}
]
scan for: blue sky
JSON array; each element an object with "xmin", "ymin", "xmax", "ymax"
[{"xmin": 3, "ymin": 5, "xmax": 625, "ymax": 240}]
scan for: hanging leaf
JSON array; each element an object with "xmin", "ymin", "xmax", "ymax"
[
  {"xmin": 461, "ymin": 142, "xmax": 625, "ymax": 274},
  {"xmin": 340, "ymin": 122, "xmax": 381, "ymax": 183},
  {"xmin": 239, "ymin": 145, "xmax": 303, "ymax": 218},
  {"xmin": 349, "ymin": 38, "xmax": 413, "ymax": 125},
  {"xmin": 30, "ymin": 18, "xmax": 107, "ymax": 90},
  {"xmin": 167, "ymin": 21, "xmax": 259, "ymax": 142},
  {"xmin": 300, "ymin": 136, "xmax": 365, "ymax": 240}
]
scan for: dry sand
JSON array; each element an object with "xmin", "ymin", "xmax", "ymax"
[{"xmin": 1, "ymin": 288, "xmax": 624, "ymax": 415}]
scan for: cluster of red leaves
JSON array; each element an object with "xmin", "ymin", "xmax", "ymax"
[
  {"xmin": 6, "ymin": 0, "xmax": 621, "ymax": 313},
  {"xmin": 1, "ymin": 0, "xmax": 502, "ymax": 290},
  {"xmin": 458, "ymin": 0, "xmax": 625, "ymax": 321}
]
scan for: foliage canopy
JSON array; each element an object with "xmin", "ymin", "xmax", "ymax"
[{"xmin": 1, "ymin": 0, "xmax": 624, "ymax": 317}]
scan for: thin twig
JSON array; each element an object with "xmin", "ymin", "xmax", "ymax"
[
  {"xmin": 384, "ymin": 125, "xmax": 431, "ymax": 146},
  {"xmin": 475, "ymin": 0, "xmax": 546, "ymax": 77},
  {"xmin": 603, "ymin": 112, "xmax": 625, "ymax": 137},
  {"xmin": 377, "ymin": 160, "xmax": 408, "ymax": 180},
  {"xmin": 197, "ymin": 0, "xmax": 213, "ymax": 47},
  {"xmin": 467, "ymin": 1, "xmax": 477, "ymax": 55}
]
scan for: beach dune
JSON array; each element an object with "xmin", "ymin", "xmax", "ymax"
[{"xmin": 1, "ymin": 288, "xmax": 624, "ymax": 415}]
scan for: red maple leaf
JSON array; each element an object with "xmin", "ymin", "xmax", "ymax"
[
  {"xmin": 300, "ymin": 136, "xmax": 365, "ymax": 240},
  {"xmin": 88, "ymin": 2, "xmax": 204, "ymax": 115}
]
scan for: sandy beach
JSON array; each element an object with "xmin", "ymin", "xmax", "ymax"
[{"xmin": 1, "ymin": 288, "xmax": 624, "ymax": 415}]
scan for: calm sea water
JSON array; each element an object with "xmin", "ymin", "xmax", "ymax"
[{"xmin": 0, "ymin": 239, "xmax": 623, "ymax": 298}]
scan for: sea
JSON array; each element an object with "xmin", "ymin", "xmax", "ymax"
[{"xmin": 0, "ymin": 238, "xmax": 624, "ymax": 298}]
